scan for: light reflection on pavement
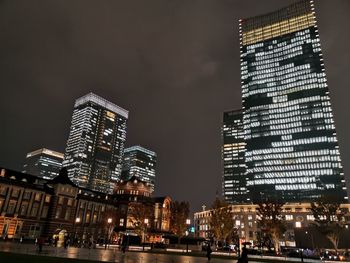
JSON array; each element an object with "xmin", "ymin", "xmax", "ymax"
[{"xmin": 0, "ymin": 242, "xmax": 256, "ymax": 263}]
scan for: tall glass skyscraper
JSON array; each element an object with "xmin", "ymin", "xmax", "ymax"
[
  {"xmin": 239, "ymin": 0, "xmax": 348, "ymax": 202},
  {"xmin": 121, "ymin": 145, "xmax": 157, "ymax": 193},
  {"xmin": 23, "ymin": 148, "xmax": 64, "ymax": 180},
  {"xmin": 222, "ymin": 110, "xmax": 248, "ymax": 204},
  {"xmin": 63, "ymin": 93, "xmax": 128, "ymax": 193}
]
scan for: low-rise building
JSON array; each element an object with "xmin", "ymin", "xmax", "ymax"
[{"xmin": 194, "ymin": 203, "xmax": 350, "ymax": 249}]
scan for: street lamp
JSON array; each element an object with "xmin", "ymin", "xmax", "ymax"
[
  {"xmin": 143, "ymin": 218, "xmax": 149, "ymax": 250},
  {"xmin": 105, "ymin": 218, "xmax": 113, "ymax": 249},
  {"xmin": 74, "ymin": 217, "xmax": 80, "ymax": 246},
  {"xmin": 186, "ymin": 219, "xmax": 191, "ymax": 252},
  {"xmin": 235, "ymin": 220, "xmax": 241, "ymax": 258},
  {"xmin": 305, "ymin": 231, "xmax": 314, "ymax": 250}
]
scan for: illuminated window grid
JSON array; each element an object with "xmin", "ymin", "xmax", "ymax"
[
  {"xmin": 239, "ymin": 1, "xmax": 347, "ymax": 201},
  {"xmin": 242, "ymin": 13, "xmax": 315, "ymax": 46}
]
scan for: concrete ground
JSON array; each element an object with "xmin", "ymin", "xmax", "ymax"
[
  {"xmin": 0, "ymin": 242, "xmax": 243, "ymax": 263},
  {"xmin": 0, "ymin": 241, "xmax": 338, "ymax": 263}
]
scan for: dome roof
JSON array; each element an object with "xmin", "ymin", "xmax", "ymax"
[{"xmin": 113, "ymin": 176, "xmax": 152, "ymax": 195}]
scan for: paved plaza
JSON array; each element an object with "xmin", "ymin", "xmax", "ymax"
[
  {"xmin": 2, "ymin": 242, "xmax": 342, "ymax": 263},
  {"xmin": 0, "ymin": 242, "xmax": 243, "ymax": 263}
]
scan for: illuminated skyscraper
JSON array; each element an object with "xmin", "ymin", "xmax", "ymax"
[
  {"xmin": 239, "ymin": 0, "xmax": 347, "ymax": 202},
  {"xmin": 121, "ymin": 146, "xmax": 156, "ymax": 192},
  {"xmin": 63, "ymin": 93, "xmax": 128, "ymax": 193},
  {"xmin": 23, "ymin": 148, "xmax": 63, "ymax": 180},
  {"xmin": 222, "ymin": 110, "xmax": 248, "ymax": 204}
]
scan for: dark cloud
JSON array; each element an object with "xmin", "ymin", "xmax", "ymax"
[{"xmin": 0, "ymin": 0, "xmax": 349, "ymax": 213}]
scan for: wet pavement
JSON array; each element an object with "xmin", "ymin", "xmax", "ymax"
[
  {"xmin": 0, "ymin": 242, "xmax": 327, "ymax": 263},
  {"xmin": 0, "ymin": 242, "xmax": 244, "ymax": 263}
]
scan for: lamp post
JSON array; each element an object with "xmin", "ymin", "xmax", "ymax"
[
  {"xmin": 186, "ymin": 219, "xmax": 191, "ymax": 253},
  {"xmin": 143, "ymin": 218, "xmax": 149, "ymax": 251},
  {"xmin": 74, "ymin": 217, "xmax": 80, "ymax": 246},
  {"xmin": 105, "ymin": 218, "xmax": 112, "ymax": 249},
  {"xmin": 305, "ymin": 231, "xmax": 314, "ymax": 250},
  {"xmin": 144, "ymin": 218, "xmax": 149, "ymax": 242},
  {"xmin": 235, "ymin": 220, "xmax": 241, "ymax": 258}
]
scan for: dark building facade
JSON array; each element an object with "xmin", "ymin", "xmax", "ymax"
[
  {"xmin": 239, "ymin": 0, "xmax": 348, "ymax": 202},
  {"xmin": 0, "ymin": 167, "xmax": 117, "ymax": 244},
  {"xmin": 23, "ymin": 148, "xmax": 64, "ymax": 180},
  {"xmin": 0, "ymin": 167, "xmax": 171, "ymax": 245},
  {"xmin": 121, "ymin": 146, "xmax": 157, "ymax": 193},
  {"xmin": 63, "ymin": 93, "xmax": 128, "ymax": 193},
  {"xmin": 222, "ymin": 110, "xmax": 248, "ymax": 204}
]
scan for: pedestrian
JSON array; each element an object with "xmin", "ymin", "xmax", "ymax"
[
  {"xmin": 89, "ymin": 236, "xmax": 93, "ymax": 249},
  {"xmin": 48, "ymin": 237, "xmax": 52, "ymax": 246},
  {"xmin": 54, "ymin": 236, "xmax": 58, "ymax": 247},
  {"xmin": 117, "ymin": 238, "xmax": 122, "ymax": 250},
  {"xmin": 121, "ymin": 242, "xmax": 127, "ymax": 253},
  {"xmin": 38, "ymin": 237, "xmax": 44, "ymax": 253},
  {"xmin": 206, "ymin": 244, "xmax": 212, "ymax": 261},
  {"xmin": 64, "ymin": 236, "xmax": 69, "ymax": 249},
  {"xmin": 237, "ymin": 245, "xmax": 248, "ymax": 263}
]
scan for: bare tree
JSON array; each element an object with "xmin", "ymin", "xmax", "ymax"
[
  {"xmin": 170, "ymin": 201, "xmax": 190, "ymax": 243},
  {"xmin": 128, "ymin": 203, "xmax": 154, "ymax": 241},
  {"xmin": 209, "ymin": 198, "xmax": 235, "ymax": 248},
  {"xmin": 256, "ymin": 201, "xmax": 286, "ymax": 254},
  {"xmin": 255, "ymin": 231, "xmax": 273, "ymax": 252},
  {"xmin": 310, "ymin": 196, "xmax": 346, "ymax": 252}
]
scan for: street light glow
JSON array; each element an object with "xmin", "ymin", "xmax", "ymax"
[
  {"xmin": 107, "ymin": 218, "xmax": 112, "ymax": 224},
  {"xmin": 75, "ymin": 217, "xmax": 81, "ymax": 223}
]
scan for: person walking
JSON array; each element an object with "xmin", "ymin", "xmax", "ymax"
[
  {"xmin": 206, "ymin": 244, "xmax": 212, "ymax": 261},
  {"xmin": 121, "ymin": 242, "xmax": 127, "ymax": 254},
  {"xmin": 54, "ymin": 236, "xmax": 58, "ymax": 247},
  {"xmin": 237, "ymin": 245, "xmax": 248, "ymax": 263},
  {"xmin": 64, "ymin": 236, "xmax": 68, "ymax": 249},
  {"xmin": 37, "ymin": 237, "xmax": 44, "ymax": 253}
]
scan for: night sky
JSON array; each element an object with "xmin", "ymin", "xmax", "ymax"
[{"xmin": 1, "ymin": 0, "xmax": 349, "ymax": 213}]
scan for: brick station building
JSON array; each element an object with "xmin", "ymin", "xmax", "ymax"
[{"xmin": 0, "ymin": 167, "xmax": 171, "ymax": 245}]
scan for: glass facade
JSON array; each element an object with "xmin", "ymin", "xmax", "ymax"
[
  {"xmin": 63, "ymin": 93, "xmax": 128, "ymax": 193},
  {"xmin": 23, "ymin": 148, "xmax": 63, "ymax": 180},
  {"xmin": 121, "ymin": 145, "xmax": 157, "ymax": 193},
  {"xmin": 222, "ymin": 110, "xmax": 248, "ymax": 204},
  {"xmin": 239, "ymin": 0, "xmax": 348, "ymax": 202}
]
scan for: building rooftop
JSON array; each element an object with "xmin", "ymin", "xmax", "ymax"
[
  {"xmin": 124, "ymin": 145, "xmax": 156, "ymax": 156},
  {"xmin": 0, "ymin": 167, "xmax": 112, "ymax": 201},
  {"xmin": 239, "ymin": 0, "xmax": 313, "ymax": 32},
  {"xmin": 26, "ymin": 148, "xmax": 64, "ymax": 159},
  {"xmin": 75, "ymin": 92, "xmax": 129, "ymax": 119}
]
